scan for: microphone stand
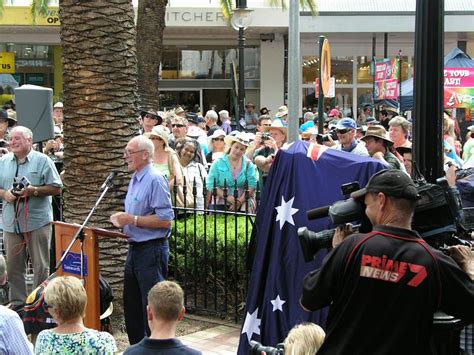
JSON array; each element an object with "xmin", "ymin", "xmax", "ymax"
[{"xmin": 55, "ymin": 176, "xmax": 115, "ymax": 281}]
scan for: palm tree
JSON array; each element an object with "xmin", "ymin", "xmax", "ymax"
[
  {"xmin": 58, "ymin": 0, "xmax": 138, "ymax": 315},
  {"xmin": 136, "ymin": 0, "xmax": 167, "ymax": 112}
]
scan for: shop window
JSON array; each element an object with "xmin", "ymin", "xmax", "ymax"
[{"xmin": 303, "ymin": 56, "xmax": 353, "ymax": 85}]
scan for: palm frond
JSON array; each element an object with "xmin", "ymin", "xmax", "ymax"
[
  {"xmin": 219, "ymin": 0, "xmax": 234, "ymax": 20},
  {"xmin": 266, "ymin": 0, "xmax": 318, "ymax": 15},
  {"xmin": 30, "ymin": 0, "xmax": 51, "ymax": 24}
]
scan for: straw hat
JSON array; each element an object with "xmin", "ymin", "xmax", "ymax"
[
  {"xmin": 262, "ymin": 120, "xmax": 288, "ymax": 136},
  {"xmin": 144, "ymin": 126, "xmax": 170, "ymax": 148},
  {"xmin": 224, "ymin": 131, "xmax": 251, "ymax": 148},
  {"xmin": 275, "ymin": 105, "xmax": 288, "ymax": 118}
]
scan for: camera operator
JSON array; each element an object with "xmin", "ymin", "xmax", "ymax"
[
  {"xmin": 0, "ymin": 126, "xmax": 62, "ymax": 313},
  {"xmin": 300, "ymin": 169, "xmax": 473, "ymax": 355}
]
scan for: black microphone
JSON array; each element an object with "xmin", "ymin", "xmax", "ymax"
[
  {"xmin": 100, "ymin": 171, "xmax": 118, "ymax": 190},
  {"xmin": 306, "ymin": 205, "xmax": 330, "ymax": 220}
]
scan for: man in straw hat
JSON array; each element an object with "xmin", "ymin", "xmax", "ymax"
[{"xmin": 361, "ymin": 125, "xmax": 405, "ymax": 171}]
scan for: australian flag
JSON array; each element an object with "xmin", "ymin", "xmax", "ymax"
[{"xmin": 238, "ymin": 141, "xmax": 387, "ymax": 353}]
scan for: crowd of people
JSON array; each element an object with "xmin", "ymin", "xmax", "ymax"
[{"xmin": 0, "ymin": 98, "xmax": 473, "ymax": 354}]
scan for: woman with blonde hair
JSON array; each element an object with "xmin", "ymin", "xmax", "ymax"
[
  {"xmin": 284, "ymin": 322, "xmax": 325, "ymax": 355},
  {"xmin": 35, "ymin": 276, "xmax": 117, "ymax": 354},
  {"xmin": 145, "ymin": 125, "xmax": 183, "ymax": 189}
]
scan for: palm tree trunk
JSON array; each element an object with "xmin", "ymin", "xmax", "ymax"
[
  {"xmin": 136, "ymin": 0, "xmax": 167, "ymax": 111},
  {"xmin": 59, "ymin": 0, "xmax": 138, "ymax": 324}
]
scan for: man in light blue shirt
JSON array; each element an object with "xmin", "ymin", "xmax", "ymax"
[
  {"xmin": 0, "ymin": 126, "xmax": 62, "ymax": 310},
  {"xmin": 0, "ymin": 255, "xmax": 34, "ymax": 354},
  {"xmin": 110, "ymin": 135, "xmax": 173, "ymax": 345}
]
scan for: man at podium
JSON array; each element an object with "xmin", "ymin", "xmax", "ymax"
[{"xmin": 110, "ymin": 135, "xmax": 174, "ymax": 345}]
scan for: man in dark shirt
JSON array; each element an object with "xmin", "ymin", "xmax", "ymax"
[
  {"xmin": 124, "ymin": 281, "xmax": 201, "ymax": 355},
  {"xmin": 301, "ymin": 169, "xmax": 474, "ymax": 355}
]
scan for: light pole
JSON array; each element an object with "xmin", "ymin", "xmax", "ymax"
[{"xmin": 232, "ymin": 0, "xmax": 252, "ymax": 130}]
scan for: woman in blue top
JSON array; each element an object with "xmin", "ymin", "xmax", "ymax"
[{"xmin": 206, "ymin": 132, "xmax": 258, "ymax": 212}]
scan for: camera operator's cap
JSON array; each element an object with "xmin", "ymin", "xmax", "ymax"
[
  {"xmin": 351, "ymin": 169, "xmax": 419, "ymax": 201},
  {"xmin": 361, "ymin": 125, "xmax": 393, "ymax": 146},
  {"xmin": 262, "ymin": 119, "xmax": 288, "ymax": 135},
  {"xmin": 335, "ymin": 117, "xmax": 357, "ymax": 130}
]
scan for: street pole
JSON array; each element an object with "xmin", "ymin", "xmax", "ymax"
[
  {"xmin": 238, "ymin": 26, "xmax": 245, "ymax": 128},
  {"xmin": 398, "ymin": 50, "xmax": 402, "ymax": 112},
  {"xmin": 287, "ymin": 0, "xmax": 300, "ymax": 143},
  {"xmin": 413, "ymin": 0, "xmax": 444, "ymax": 182},
  {"xmin": 317, "ymin": 35, "xmax": 325, "ymax": 133}
]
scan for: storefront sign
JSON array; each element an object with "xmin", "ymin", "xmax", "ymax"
[
  {"xmin": 373, "ymin": 58, "xmax": 399, "ymax": 100},
  {"xmin": 0, "ymin": 7, "xmax": 59, "ymax": 26},
  {"xmin": 0, "ymin": 52, "xmax": 15, "ymax": 74},
  {"xmin": 444, "ymin": 68, "xmax": 474, "ymax": 108}
]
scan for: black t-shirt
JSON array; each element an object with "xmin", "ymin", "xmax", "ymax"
[
  {"xmin": 124, "ymin": 337, "xmax": 202, "ymax": 355},
  {"xmin": 301, "ymin": 225, "xmax": 474, "ymax": 355}
]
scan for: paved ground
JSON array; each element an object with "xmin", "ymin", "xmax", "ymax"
[{"xmin": 179, "ymin": 324, "xmax": 241, "ymax": 354}]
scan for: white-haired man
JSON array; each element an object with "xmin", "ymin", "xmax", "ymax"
[
  {"xmin": 0, "ymin": 126, "xmax": 62, "ymax": 312},
  {"xmin": 218, "ymin": 110, "xmax": 232, "ymax": 135},
  {"xmin": 110, "ymin": 135, "xmax": 174, "ymax": 345},
  {"xmin": 205, "ymin": 110, "xmax": 220, "ymax": 137}
]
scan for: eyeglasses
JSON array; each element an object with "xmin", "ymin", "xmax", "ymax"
[
  {"xmin": 212, "ymin": 137, "xmax": 225, "ymax": 141},
  {"xmin": 337, "ymin": 129, "xmax": 351, "ymax": 134},
  {"xmin": 172, "ymin": 124, "xmax": 185, "ymax": 128},
  {"xmin": 123, "ymin": 149, "xmax": 146, "ymax": 157}
]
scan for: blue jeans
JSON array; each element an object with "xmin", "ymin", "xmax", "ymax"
[{"xmin": 123, "ymin": 238, "xmax": 169, "ymax": 345}]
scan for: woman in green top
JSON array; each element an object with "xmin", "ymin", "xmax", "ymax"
[{"xmin": 144, "ymin": 126, "xmax": 183, "ymax": 189}]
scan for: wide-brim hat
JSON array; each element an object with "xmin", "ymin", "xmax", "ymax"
[
  {"xmin": 361, "ymin": 125, "xmax": 393, "ymax": 146},
  {"xmin": 100, "ymin": 302, "xmax": 114, "ymax": 320},
  {"xmin": 210, "ymin": 129, "xmax": 226, "ymax": 140},
  {"xmin": 396, "ymin": 146, "xmax": 412, "ymax": 156},
  {"xmin": 186, "ymin": 125, "xmax": 204, "ymax": 138},
  {"xmin": 262, "ymin": 120, "xmax": 288, "ymax": 136},
  {"xmin": 144, "ymin": 126, "xmax": 169, "ymax": 147},
  {"xmin": 224, "ymin": 131, "xmax": 251, "ymax": 148},
  {"xmin": 175, "ymin": 106, "xmax": 185, "ymax": 115},
  {"xmin": 275, "ymin": 105, "xmax": 288, "ymax": 118},
  {"xmin": 53, "ymin": 102, "xmax": 63, "ymax": 109},
  {"xmin": 385, "ymin": 106, "xmax": 399, "ymax": 114},
  {"xmin": 140, "ymin": 110, "xmax": 163, "ymax": 125},
  {"xmin": 260, "ymin": 107, "xmax": 271, "ymax": 115},
  {"xmin": 186, "ymin": 112, "xmax": 198, "ymax": 124},
  {"xmin": 5, "ymin": 109, "xmax": 17, "ymax": 127}
]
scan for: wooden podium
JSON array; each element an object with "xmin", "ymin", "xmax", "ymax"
[{"xmin": 53, "ymin": 221, "xmax": 127, "ymax": 330}]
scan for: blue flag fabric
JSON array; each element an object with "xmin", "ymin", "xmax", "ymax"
[{"xmin": 238, "ymin": 141, "xmax": 387, "ymax": 353}]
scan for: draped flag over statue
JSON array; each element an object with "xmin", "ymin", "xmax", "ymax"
[{"xmin": 238, "ymin": 141, "xmax": 387, "ymax": 353}]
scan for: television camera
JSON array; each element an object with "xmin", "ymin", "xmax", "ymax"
[{"xmin": 298, "ymin": 176, "xmax": 473, "ymax": 262}]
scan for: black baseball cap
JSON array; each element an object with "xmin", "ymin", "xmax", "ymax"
[{"xmin": 351, "ymin": 169, "xmax": 419, "ymax": 201}]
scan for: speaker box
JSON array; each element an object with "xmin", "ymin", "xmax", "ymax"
[{"xmin": 14, "ymin": 84, "xmax": 54, "ymax": 143}]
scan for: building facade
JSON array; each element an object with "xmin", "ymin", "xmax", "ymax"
[{"xmin": 1, "ymin": 0, "xmax": 473, "ymax": 116}]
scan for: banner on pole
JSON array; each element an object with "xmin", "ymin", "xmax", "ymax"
[
  {"xmin": 373, "ymin": 58, "xmax": 399, "ymax": 100},
  {"xmin": 444, "ymin": 67, "xmax": 474, "ymax": 109}
]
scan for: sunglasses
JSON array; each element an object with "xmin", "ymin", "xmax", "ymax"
[
  {"xmin": 172, "ymin": 124, "xmax": 185, "ymax": 128},
  {"xmin": 337, "ymin": 129, "xmax": 351, "ymax": 134},
  {"xmin": 145, "ymin": 114, "xmax": 159, "ymax": 120},
  {"xmin": 212, "ymin": 137, "xmax": 224, "ymax": 141}
]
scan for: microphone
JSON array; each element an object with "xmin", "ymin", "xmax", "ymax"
[
  {"xmin": 100, "ymin": 171, "xmax": 118, "ymax": 190},
  {"xmin": 306, "ymin": 205, "xmax": 330, "ymax": 220}
]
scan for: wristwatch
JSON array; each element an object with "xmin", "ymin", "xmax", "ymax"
[{"xmin": 33, "ymin": 187, "xmax": 39, "ymax": 197}]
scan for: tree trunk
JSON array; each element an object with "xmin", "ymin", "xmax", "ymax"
[
  {"xmin": 59, "ymin": 0, "xmax": 138, "ymax": 325},
  {"xmin": 136, "ymin": 0, "xmax": 167, "ymax": 111}
]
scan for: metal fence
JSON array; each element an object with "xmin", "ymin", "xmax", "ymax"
[{"xmin": 169, "ymin": 177, "xmax": 260, "ymax": 322}]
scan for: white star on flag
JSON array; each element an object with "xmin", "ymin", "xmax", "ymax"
[
  {"xmin": 241, "ymin": 308, "xmax": 261, "ymax": 343},
  {"xmin": 275, "ymin": 196, "xmax": 299, "ymax": 229},
  {"xmin": 270, "ymin": 295, "xmax": 286, "ymax": 312}
]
